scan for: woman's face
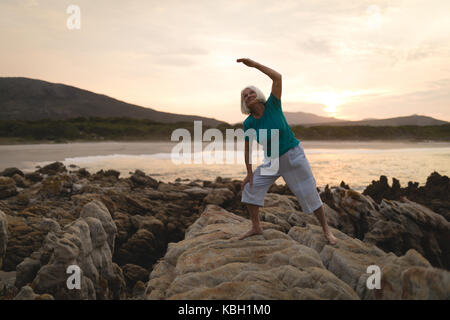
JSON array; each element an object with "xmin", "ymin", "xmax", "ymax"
[{"xmin": 243, "ymin": 88, "xmax": 258, "ymax": 107}]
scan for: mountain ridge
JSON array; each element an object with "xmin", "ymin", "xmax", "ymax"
[{"xmin": 0, "ymin": 77, "xmax": 226, "ymax": 127}]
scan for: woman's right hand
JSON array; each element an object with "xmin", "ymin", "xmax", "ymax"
[
  {"xmin": 241, "ymin": 172, "xmax": 253, "ymax": 189},
  {"xmin": 237, "ymin": 58, "xmax": 258, "ymax": 68}
]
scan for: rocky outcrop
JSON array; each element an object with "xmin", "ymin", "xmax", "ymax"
[
  {"xmin": 320, "ymin": 186, "xmax": 450, "ymax": 270},
  {"xmin": 363, "ymin": 172, "xmax": 450, "ymax": 221},
  {"xmin": 14, "ymin": 200, "xmax": 126, "ymax": 299},
  {"xmin": 1, "ymin": 163, "xmax": 448, "ymax": 300},
  {"xmin": 145, "ymin": 205, "xmax": 359, "ymax": 300},
  {"xmin": 289, "ymin": 224, "xmax": 449, "ymax": 299},
  {"xmin": 145, "ymin": 204, "xmax": 449, "ymax": 300}
]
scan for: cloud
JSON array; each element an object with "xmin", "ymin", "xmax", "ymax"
[{"xmin": 298, "ymin": 38, "xmax": 335, "ymax": 56}]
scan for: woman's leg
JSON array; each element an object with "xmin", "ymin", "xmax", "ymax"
[
  {"xmin": 313, "ymin": 205, "xmax": 337, "ymax": 245},
  {"xmin": 240, "ymin": 162, "xmax": 280, "ymax": 240},
  {"xmin": 239, "ymin": 203, "xmax": 263, "ymax": 240}
]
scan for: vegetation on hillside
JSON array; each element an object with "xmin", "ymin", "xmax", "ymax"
[{"xmin": 0, "ymin": 118, "xmax": 449, "ymax": 143}]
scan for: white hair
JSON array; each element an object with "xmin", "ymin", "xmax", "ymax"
[{"xmin": 240, "ymin": 85, "xmax": 266, "ymax": 115}]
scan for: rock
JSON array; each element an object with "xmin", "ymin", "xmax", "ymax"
[
  {"xmin": 132, "ymin": 280, "xmax": 146, "ymax": 299},
  {"xmin": 2, "ymin": 214, "xmax": 47, "ymax": 271},
  {"xmin": 320, "ymin": 186, "xmax": 450, "ymax": 270},
  {"xmin": 288, "ymin": 224, "xmax": 450, "ymax": 300},
  {"xmin": 0, "ymin": 270, "xmax": 16, "ymax": 296},
  {"xmin": 95, "ymin": 169, "xmax": 121, "ymax": 179},
  {"xmin": 0, "ymin": 177, "xmax": 18, "ymax": 199},
  {"xmin": 12, "ymin": 285, "xmax": 55, "ymax": 300},
  {"xmin": 115, "ymin": 216, "xmax": 167, "ymax": 269},
  {"xmin": 183, "ymin": 187, "xmax": 210, "ymax": 200},
  {"xmin": 122, "ymin": 264, "xmax": 149, "ymax": 289},
  {"xmin": 38, "ymin": 162, "xmax": 67, "ymax": 175},
  {"xmin": 24, "ymin": 172, "xmax": 43, "ymax": 183},
  {"xmin": 364, "ymin": 197, "xmax": 450, "ymax": 269},
  {"xmin": 145, "ymin": 205, "xmax": 359, "ymax": 300},
  {"xmin": 130, "ymin": 170, "xmax": 158, "ymax": 188},
  {"xmin": 19, "ymin": 201, "xmax": 126, "ymax": 299},
  {"xmin": 13, "ymin": 285, "xmax": 39, "ymax": 300},
  {"xmin": 39, "ymin": 174, "xmax": 73, "ymax": 197},
  {"xmin": 79, "ymin": 200, "xmax": 117, "ymax": 252},
  {"xmin": 76, "ymin": 168, "xmax": 91, "ymax": 178},
  {"xmin": 38, "ymin": 218, "xmax": 61, "ymax": 233},
  {"xmin": 16, "ymin": 193, "xmax": 30, "ymax": 206},
  {"xmin": 203, "ymin": 188, "xmax": 234, "ymax": 207},
  {"xmin": 363, "ymin": 172, "xmax": 450, "ymax": 221},
  {"xmin": 15, "ymin": 257, "xmax": 41, "ymax": 288},
  {"xmin": 0, "ymin": 210, "xmax": 7, "ymax": 268},
  {"xmin": 1, "ymin": 167, "xmax": 24, "ymax": 177},
  {"xmin": 12, "ymin": 174, "xmax": 30, "ymax": 188}
]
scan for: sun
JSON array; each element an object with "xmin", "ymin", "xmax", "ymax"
[{"xmin": 315, "ymin": 92, "xmax": 344, "ymax": 115}]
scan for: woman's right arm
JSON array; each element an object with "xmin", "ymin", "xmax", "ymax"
[
  {"xmin": 242, "ymin": 140, "xmax": 253, "ymax": 189},
  {"xmin": 245, "ymin": 140, "xmax": 252, "ymax": 174}
]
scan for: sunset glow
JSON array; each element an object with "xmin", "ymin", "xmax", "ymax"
[{"xmin": 1, "ymin": 0, "xmax": 449, "ymax": 124}]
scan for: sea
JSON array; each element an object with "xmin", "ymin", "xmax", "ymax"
[{"xmin": 1, "ymin": 140, "xmax": 449, "ymax": 192}]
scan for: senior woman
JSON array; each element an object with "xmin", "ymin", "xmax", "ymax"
[{"xmin": 237, "ymin": 58, "xmax": 337, "ymax": 245}]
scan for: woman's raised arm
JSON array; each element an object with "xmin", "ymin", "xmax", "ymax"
[{"xmin": 237, "ymin": 58, "xmax": 282, "ymax": 99}]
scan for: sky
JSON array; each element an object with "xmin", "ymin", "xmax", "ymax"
[{"xmin": 1, "ymin": 0, "xmax": 449, "ymax": 124}]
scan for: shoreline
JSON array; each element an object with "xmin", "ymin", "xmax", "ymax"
[
  {"xmin": 2, "ymin": 138, "xmax": 450, "ymax": 147},
  {"xmin": 1, "ymin": 139, "xmax": 450, "ymax": 173}
]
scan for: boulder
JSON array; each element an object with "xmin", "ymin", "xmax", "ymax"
[
  {"xmin": 288, "ymin": 224, "xmax": 450, "ymax": 299},
  {"xmin": 14, "ymin": 200, "xmax": 126, "ymax": 299},
  {"xmin": 0, "ymin": 177, "xmax": 18, "ymax": 199},
  {"xmin": 38, "ymin": 162, "xmax": 67, "ymax": 175},
  {"xmin": 145, "ymin": 205, "xmax": 359, "ymax": 300},
  {"xmin": 1, "ymin": 167, "xmax": 24, "ymax": 177},
  {"xmin": 203, "ymin": 188, "xmax": 235, "ymax": 207}
]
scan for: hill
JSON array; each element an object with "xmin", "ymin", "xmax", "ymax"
[{"xmin": 0, "ymin": 77, "xmax": 226, "ymax": 127}]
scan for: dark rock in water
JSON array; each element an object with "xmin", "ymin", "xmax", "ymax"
[
  {"xmin": 203, "ymin": 180, "xmax": 212, "ymax": 188},
  {"xmin": 38, "ymin": 162, "xmax": 67, "ymax": 175},
  {"xmin": 94, "ymin": 169, "xmax": 121, "ymax": 180},
  {"xmin": 363, "ymin": 171, "xmax": 450, "ymax": 221},
  {"xmin": 75, "ymin": 168, "xmax": 90, "ymax": 178},
  {"xmin": 340, "ymin": 181, "xmax": 350, "ymax": 189},
  {"xmin": 130, "ymin": 170, "xmax": 158, "ymax": 188},
  {"xmin": 1, "ymin": 168, "xmax": 24, "ymax": 178},
  {"xmin": 363, "ymin": 175, "xmax": 391, "ymax": 203}
]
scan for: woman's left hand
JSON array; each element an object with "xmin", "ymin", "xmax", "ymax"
[{"xmin": 237, "ymin": 58, "xmax": 258, "ymax": 68}]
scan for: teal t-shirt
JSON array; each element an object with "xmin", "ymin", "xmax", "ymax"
[{"xmin": 243, "ymin": 92, "xmax": 299, "ymax": 158}]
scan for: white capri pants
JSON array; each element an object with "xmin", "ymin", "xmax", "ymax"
[{"xmin": 241, "ymin": 142, "xmax": 323, "ymax": 214}]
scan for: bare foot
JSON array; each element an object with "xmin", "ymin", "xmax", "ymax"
[
  {"xmin": 325, "ymin": 231, "xmax": 338, "ymax": 245},
  {"xmin": 238, "ymin": 228, "xmax": 263, "ymax": 240}
]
